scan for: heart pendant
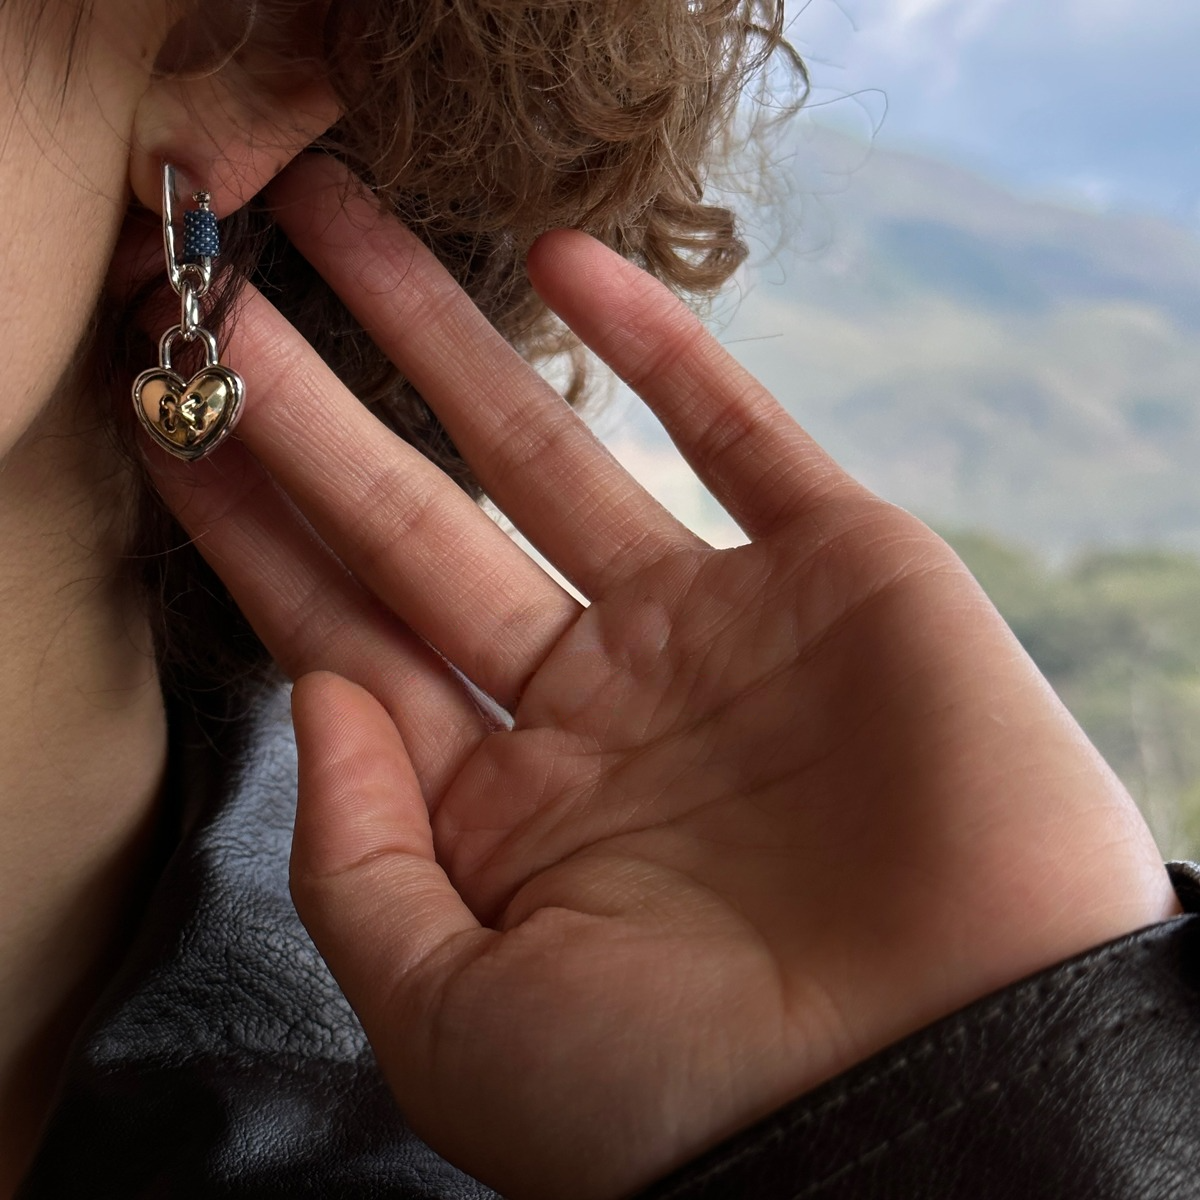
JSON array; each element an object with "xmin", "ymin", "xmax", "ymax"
[{"xmin": 132, "ymin": 364, "xmax": 244, "ymax": 461}]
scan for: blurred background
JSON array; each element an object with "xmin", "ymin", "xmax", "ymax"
[{"xmin": 596, "ymin": 0, "xmax": 1200, "ymax": 857}]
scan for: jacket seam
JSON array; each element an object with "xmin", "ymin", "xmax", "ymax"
[
  {"xmin": 790, "ymin": 1000, "xmax": 1165, "ymax": 1197},
  {"xmin": 649, "ymin": 936, "xmax": 1162, "ymax": 1199}
]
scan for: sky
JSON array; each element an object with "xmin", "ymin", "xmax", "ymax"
[{"xmin": 785, "ymin": 0, "xmax": 1200, "ymax": 224}]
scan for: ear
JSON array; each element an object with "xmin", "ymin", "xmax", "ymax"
[{"xmin": 129, "ymin": 2, "xmax": 343, "ymax": 219}]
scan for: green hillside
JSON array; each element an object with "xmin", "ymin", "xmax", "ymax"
[
  {"xmin": 681, "ymin": 130, "xmax": 1200, "ymax": 554},
  {"xmin": 945, "ymin": 533, "xmax": 1200, "ymax": 861}
]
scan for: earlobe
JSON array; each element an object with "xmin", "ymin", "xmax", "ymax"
[{"xmin": 129, "ymin": 48, "xmax": 343, "ymax": 220}]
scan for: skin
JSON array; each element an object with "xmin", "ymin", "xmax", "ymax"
[
  {"xmin": 0, "ymin": 0, "xmax": 1183, "ymax": 1196},
  {"xmin": 0, "ymin": 1, "xmax": 170, "ymax": 1184},
  {"xmin": 145, "ymin": 155, "xmax": 1179, "ymax": 1198},
  {"xmin": 0, "ymin": 0, "xmax": 335, "ymax": 1187}
]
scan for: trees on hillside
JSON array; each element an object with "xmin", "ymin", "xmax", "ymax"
[{"xmin": 946, "ymin": 532, "xmax": 1200, "ymax": 859}]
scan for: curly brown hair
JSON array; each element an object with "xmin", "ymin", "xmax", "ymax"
[{"xmin": 101, "ymin": 0, "xmax": 804, "ymax": 712}]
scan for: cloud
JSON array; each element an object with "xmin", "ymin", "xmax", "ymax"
[
  {"xmin": 1061, "ymin": 0, "xmax": 1198, "ymax": 40},
  {"xmin": 887, "ymin": 0, "xmax": 959, "ymax": 25},
  {"xmin": 788, "ymin": 0, "xmax": 1200, "ymax": 221},
  {"xmin": 847, "ymin": 0, "xmax": 1010, "ymax": 45},
  {"xmin": 792, "ymin": 0, "xmax": 1012, "ymax": 101}
]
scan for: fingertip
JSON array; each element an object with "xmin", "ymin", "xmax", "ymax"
[
  {"xmin": 291, "ymin": 670, "xmax": 393, "ymax": 807},
  {"xmin": 266, "ymin": 153, "xmax": 385, "ymax": 251},
  {"xmin": 290, "ymin": 667, "xmax": 356, "ymax": 725},
  {"xmin": 526, "ymin": 228, "xmax": 599, "ymax": 290},
  {"xmin": 266, "ymin": 152, "xmax": 344, "ymax": 216},
  {"xmin": 290, "ymin": 671, "xmax": 433, "ymax": 884}
]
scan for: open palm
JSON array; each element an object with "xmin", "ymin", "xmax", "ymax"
[{"xmin": 142, "ymin": 155, "xmax": 1175, "ymax": 1200}]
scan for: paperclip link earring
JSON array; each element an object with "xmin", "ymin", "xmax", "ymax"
[{"xmin": 131, "ymin": 162, "xmax": 246, "ymax": 461}]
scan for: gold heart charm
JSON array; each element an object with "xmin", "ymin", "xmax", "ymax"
[{"xmin": 132, "ymin": 363, "xmax": 244, "ymax": 461}]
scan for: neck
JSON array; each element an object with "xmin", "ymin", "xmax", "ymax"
[{"xmin": 0, "ymin": 390, "xmax": 168, "ymax": 1189}]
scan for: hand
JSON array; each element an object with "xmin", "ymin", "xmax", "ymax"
[{"xmin": 143, "ymin": 155, "xmax": 1179, "ymax": 1200}]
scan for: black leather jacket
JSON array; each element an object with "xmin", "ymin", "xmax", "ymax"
[{"xmin": 20, "ymin": 685, "xmax": 1200, "ymax": 1198}]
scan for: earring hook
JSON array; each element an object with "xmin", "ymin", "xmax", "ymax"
[{"xmin": 162, "ymin": 162, "xmax": 215, "ymax": 298}]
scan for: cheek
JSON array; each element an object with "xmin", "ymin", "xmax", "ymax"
[{"xmin": 0, "ymin": 5, "xmax": 146, "ymax": 454}]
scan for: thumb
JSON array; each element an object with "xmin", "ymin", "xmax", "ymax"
[{"xmin": 289, "ymin": 670, "xmax": 482, "ymax": 1036}]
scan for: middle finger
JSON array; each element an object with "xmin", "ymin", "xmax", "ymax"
[{"xmin": 265, "ymin": 155, "xmax": 706, "ymax": 596}]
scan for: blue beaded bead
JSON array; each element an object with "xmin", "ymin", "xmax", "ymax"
[{"xmin": 183, "ymin": 209, "xmax": 220, "ymax": 260}]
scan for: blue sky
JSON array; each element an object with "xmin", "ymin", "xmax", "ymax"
[{"xmin": 787, "ymin": 0, "xmax": 1200, "ymax": 225}]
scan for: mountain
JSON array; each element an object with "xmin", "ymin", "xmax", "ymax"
[{"xmin": 610, "ymin": 128, "xmax": 1200, "ymax": 555}]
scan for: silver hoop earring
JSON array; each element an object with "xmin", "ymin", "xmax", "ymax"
[{"xmin": 131, "ymin": 163, "xmax": 246, "ymax": 462}]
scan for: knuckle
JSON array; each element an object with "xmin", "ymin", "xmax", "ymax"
[
  {"xmin": 621, "ymin": 300, "xmax": 710, "ymax": 394},
  {"xmin": 489, "ymin": 401, "xmax": 577, "ymax": 479},
  {"xmin": 463, "ymin": 596, "xmax": 547, "ymax": 701},
  {"xmin": 352, "ymin": 468, "xmax": 442, "ymax": 577},
  {"xmin": 397, "ymin": 271, "xmax": 463, "ymax": 330},
  {"xmin": 275, "ymin": 579, "xmax": 338, "ymax": 664},
  {"xmin": 693, "ymin": 386, "xmax": 762, "ymax": 465}
]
